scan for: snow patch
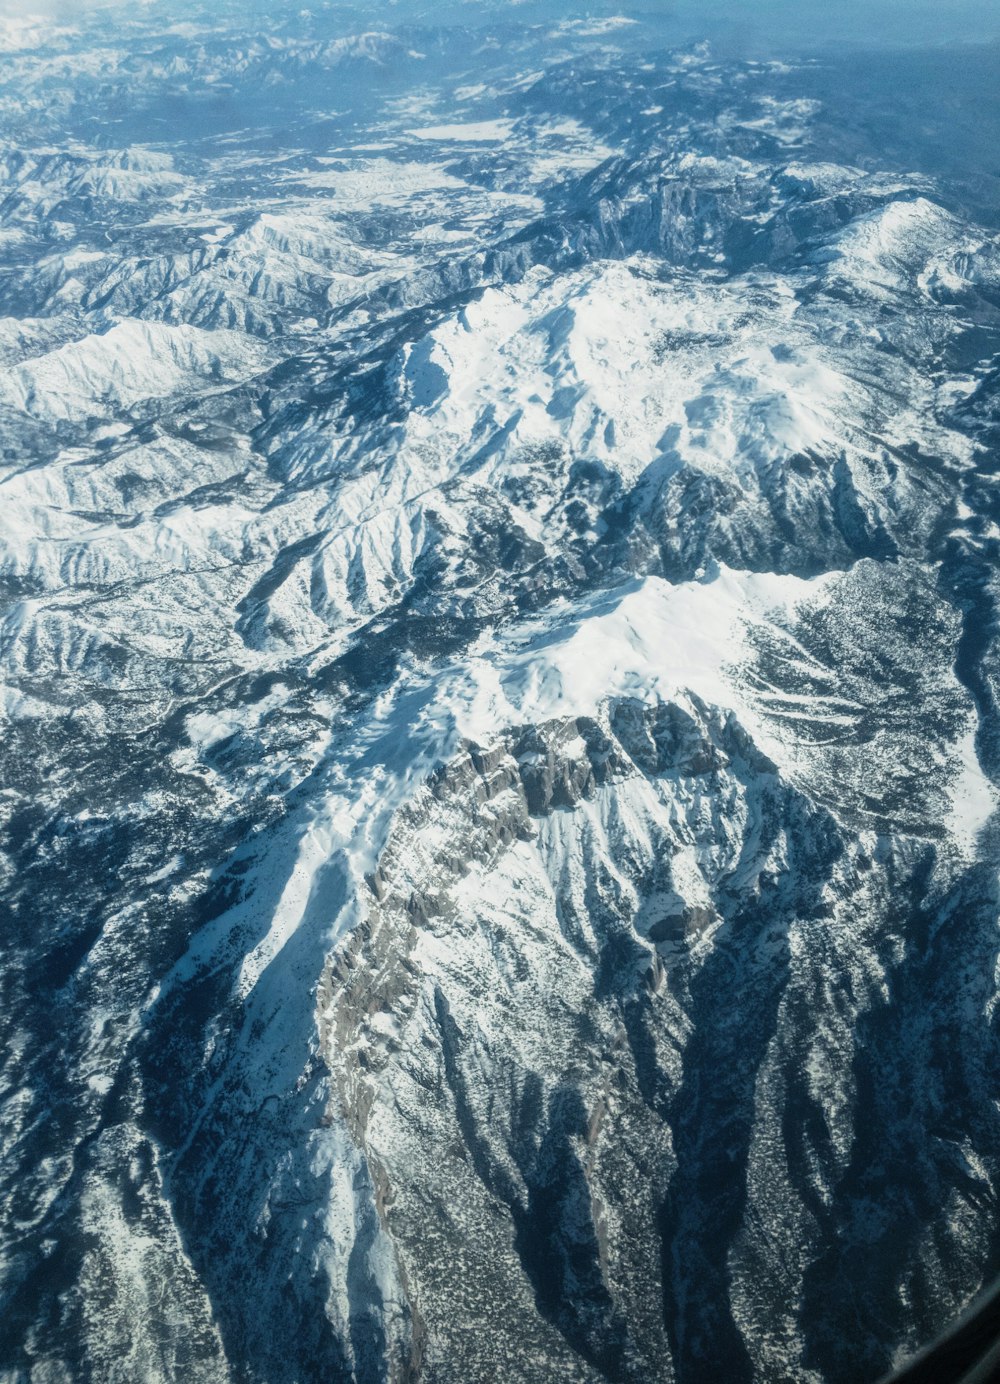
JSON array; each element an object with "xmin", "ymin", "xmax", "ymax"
[{"xmin": 407, "ymin": 120, "xmax": 515, "ymax": 143}]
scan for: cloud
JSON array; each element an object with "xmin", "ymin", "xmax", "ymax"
[
  {"xmin": 0, "ymin": 13, "xmax": 78, "ymax": 50},
  {"xmin": 0, "ymin": 0, "xmax": 162, "ymax": 46}
]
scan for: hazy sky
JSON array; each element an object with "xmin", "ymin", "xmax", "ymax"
[
  {"xmin": 0, "ymin": 0, "xmax": 998, "ymax": 52},
  {"xmin": 661, "ymin": 0, "xmax": 1000, "ymax": 49}
]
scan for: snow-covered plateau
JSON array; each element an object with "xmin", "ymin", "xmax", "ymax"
[{"xmin": 1, "ymin": 5, "xmax": 1000, "ymax": 1383}]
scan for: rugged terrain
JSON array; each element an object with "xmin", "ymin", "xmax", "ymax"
[{"xmin": 1, "ymin": 4, "xmax": 1000, "ymax": 1382}]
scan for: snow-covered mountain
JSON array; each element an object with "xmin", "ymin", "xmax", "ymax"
[{"xmin": 1, "ymin": 6, "xmax": 1000, "ymax": 1383}]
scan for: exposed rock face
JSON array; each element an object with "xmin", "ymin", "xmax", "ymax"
[
  {"xmin": 318, "ymin": 700, "xmax": 998, "ymax": 1383},
  {"xmin": 323, "ymin": 702, "xmax": 812, "ymax": 1381},
  {"xmin": 1, "ymin": 5, "xmax": 1000, "ymax": 1383}
]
